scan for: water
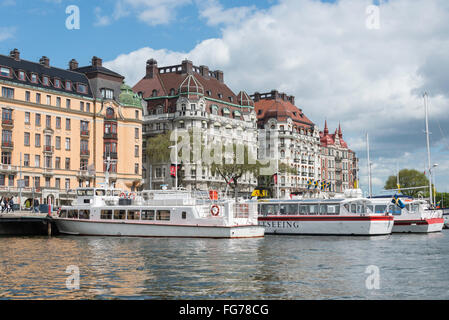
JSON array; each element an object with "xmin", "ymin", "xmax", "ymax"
[{"xmin": 1, "ymin": 231, "xmax": 448, "ymax": 300}]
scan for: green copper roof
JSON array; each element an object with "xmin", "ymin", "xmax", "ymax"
[{"xmin": 119, "ymin": 82, "xmax": 143, "ymax": 108}]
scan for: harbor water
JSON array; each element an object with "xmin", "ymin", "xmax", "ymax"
[{"xmin": 1, "ymin": 231, "xmax": 448, "ymax": 300}]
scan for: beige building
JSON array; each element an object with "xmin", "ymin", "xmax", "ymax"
[{"xmin": 0, "ymin": 49, "xmax": 143, "ymax": 207}]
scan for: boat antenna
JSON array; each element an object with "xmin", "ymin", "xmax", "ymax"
[{"xmin": 366, "ymin": 132, "xmax": 372, "ymax": 198}]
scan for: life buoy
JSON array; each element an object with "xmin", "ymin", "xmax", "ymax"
[
  {"xmin": 120, "ymin": 192, "xmax": 126, "ymax": 199},
  {"xmin": 211, "ymin": 205, "xmax": 220, "ymax": 216}
]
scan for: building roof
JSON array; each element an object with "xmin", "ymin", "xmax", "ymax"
[
  {"xmin": 0, "ymin": 50, "xmax": 93, "ymax": 98},
  {"xmin": 320, "ymin": 122, "xmax": 348, "ymax": 148},
  {"xmin": 252, "ymin": 90, "xmax": 314, "ymax": 129}
]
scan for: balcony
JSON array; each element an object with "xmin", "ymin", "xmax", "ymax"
[
  {"xmin": 43, "ymin": 145, "xmax": 54, "ymax": 154},
  {"xmin": 78, "ymin": 170, "xmax": 95, "ymax": 179},
  {"xmin": 294, "ymin": 159, "xmax": 300, "ymax": 163},
  {"xmin": 43, "ymin": 167, "xmax": 54, "ymax": 176},
  {"xmin": 1, "ymin": 140, "xmax": 13, "ymax": 150},
  {"xmin": 80, "ymin": 149, "xmax": 90, "ymax": 157},
  {"xmin": 2, "ymin": 118, "xmax": 14, "ymax": 127},
  {"xmin": 0, "ymin": 164, "xmax": 18, "ymax": 173},
  {"xmin": 104, "ymin": 132, "xmax": 118, "ymax": 140},
  {"xmin": 80, "ymin": 130, "xmax": 90, "ymax": 138}
]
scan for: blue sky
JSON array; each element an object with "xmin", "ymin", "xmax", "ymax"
[{"xmin": 1, "ymin": 0, "xmax": 449, "ymax": 196}]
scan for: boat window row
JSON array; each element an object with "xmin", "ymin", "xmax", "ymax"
[
  {"xmin": 259, "ymin": 203, "xmax": 341, "ymax": 216},
  {"xmin": 59, "ymin": 209, "xmax": 172, "ymax": 221},
  {"xmin": 76, "ymin": 189, "xmax": 121, "ymax": 196}
]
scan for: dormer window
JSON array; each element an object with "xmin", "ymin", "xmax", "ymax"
[
  {"xmin": 218, "ymin": 93, "xmax": 223, "ymax": 99},
  {"xmin": 18, "ymin": 71, "xmax": 25, "ymax": 81},
  {"xmin": 228, "ymin": 97, "xmax": 233, "ymax": 102},
  {"xmin": 65, "ymin": 81, "xmax": 72, "ymax": 91},
  {"xmin": 31, "ymin": 73, "xmax": 38, "ymax": 83},
  {"xmin": 54, "ymin": 78, "xmax": 61, "ymax": 88},
  {"xmin": 169, "ymin": 88, "xmax": 176, "ymax": 96},
  {"xmin": 152, "ymin": 89, "xmax": 158, "ymax": 97},
  {"xmin": 206, "ymin": 90, "xmax": 212, "ymax": 96},
  {"xmin": 78, "ymin": 83, "xmax": 87, "ymax": 94},
  {"xmin": 42, "ymin": 76, "xmax": 49, "ymax": 86},
  {"xmin": 101, "ymin": 88, "xmax": 114, "ymax": 100},
  {"xmin": 0, "ymin": 67, "xmax": 11, "ymax": 78}
]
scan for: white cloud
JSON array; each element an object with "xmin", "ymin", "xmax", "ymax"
[
  {"xmin": 197, "ymin": 0, "xmax": 256, "ymax": 27},
  {"xmin": 0, "ymin": 27, "xmax": 15, "ymax": 42},
  {"xmin": 105, "ymin": 0, "xmax": 449, "ymax": 192},
  {"xmin": 94, "ymin": 0, "xmax": 191, "ymax": 27}
]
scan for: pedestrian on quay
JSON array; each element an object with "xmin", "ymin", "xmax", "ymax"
[
  {"xmin": 0, "ymin": 197, "xmax": 5, "ymax": 213},
  {"xmin": 8, "ymin": 197, "xmax": 14, "ymax": 213},
  {"xmin": 33, "ymin": 199, "xmax": 39, "ymax": 213}
]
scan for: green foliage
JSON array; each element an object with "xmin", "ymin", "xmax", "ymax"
[
  {"xmin": 384, "ymin": 169, "xmax": 430, "ymax": 198},
  {"xmin": 145, "ymin": 131, "xmax": 173, "ymax": 164}
]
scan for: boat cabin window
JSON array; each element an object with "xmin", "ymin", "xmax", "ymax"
[
  {"xmin": 114, "ymin": 210, "xmax": 126, "ymax": 220},
  {"xmin": 127, "ymin": 210, "xmax": 140, "ymax": 220},
  {"xmin": 142, "ymin": 210, "xmax": 155, "ymax": 220},
  {"xmin": 77, "ymin": 189, "xmax": 94, "ymax": 196},
  {"xmin": 182, "ymin": 211, "xmax": 187, "ymax": 219},
  {"xmin": 374, "ymin": 205, "xmax": 387, "ymax": 213},
  {"xmin": 59, "ymin": 209, "xmax": 68, "ymax": 218},
  {"xmin": 101, "ymin": 210, "xmax": 113, "ymax": 220},
  {"xmin": 79, "ymin": 210, "xmax": 90, "ymax": 219},
  {"xmin": 309, "ymin": 204, "xmax": 319, "ymax": 215},
  {"xmin": 96, "ymin": 189, "xmax": 106, "ymax": 196},
  {"xmin": 320, "ymin": 204, "xmax": 340, "ymax": 215},
  {"xmin": 388, "ymin": 205, "xmax": 402, "ymax": 215},
  {"xmin": 260, "ymin": 204, "xmax": 279, "ymax": 215},
  {"xmin": 156, "ymin": 210, "xmax": 170, "ymax": 221},
  {"xmin": 113, "ymin": 190, "xmax": 121, "ymax": 197},
  {"xmin": 366, "ymin": 205, "xmax": 374, "ymax": 213},
  {"xmin": 299, "ymin": 205, "xmax": 308, "ymax": 215},
  {"xmin": 68, "ymin": 210, "xmax": 78, "ymax": 219}
]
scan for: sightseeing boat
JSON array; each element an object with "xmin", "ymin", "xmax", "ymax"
[
  {"xmin": 369, "ymin": 196, "xmax": 444, "ymax": 233},
  {"xmin": 257, "ymin": 198, "xmax": 394, "ymax": 236},
  {"xmin": 53, "ymin": 188, "xmax": 264, "ymax": 239}
]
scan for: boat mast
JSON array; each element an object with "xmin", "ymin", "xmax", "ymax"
[
  {"xmin": 424, "ymin": 92, "xmax": 433, "ymax": 206},
  {"xmin": 366, "ymin": 132, "xmax": 372, "ymax": 198}
]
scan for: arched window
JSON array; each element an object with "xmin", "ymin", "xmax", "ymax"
[
  {"xmin": 152, "ymin": 89, "xmax": 158, "ymax": 97},
  {"xmin": 169, "ymin": 88, "xmax": 176, "ymax": 96},
  {"xmin": 106, "ymin": 107, "xmax": 115, "ymax": 119}
]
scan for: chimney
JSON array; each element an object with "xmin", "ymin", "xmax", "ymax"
[
  {"xmin": 280, "ymin": 93, "xmax": 286, "ymax": 101},
  {"xmin": 9, "ymin": 48, "xmax": 20, "ymax": 61},
  {"xmin": 69, "ymin": 59, "xmax": 79, "ymax": 71},
  {"xmin": 289, "ymin": 95, "xmax": 295, "ymax": 105},
  {"xmin": 181, "ymin": 59, "xmax": 193, "ymax": 74},
  {"xmin": 92, "ymin": 56, "xmax": 102, "ymax": 67},
  {"xmin": 199, "ymin": 65, "xmax": 210, "ymax": 79},
  {"xmin": 270, "ymin": 90, "xmax": 279, "ymax": 100},
  {"xmin": 39, "ymin": 56, "xmax": 50, "ymax": 67},
  {"xmin": 215, "ymin": 70, "xmax": 224, "ymax": 83},
  {"xmin": 146, "ymin": 59, "xmax": 158, "ymax": 78},
  {"xmin": 252, "ymin": 92, "xmax": 261, "ymax": 102}
]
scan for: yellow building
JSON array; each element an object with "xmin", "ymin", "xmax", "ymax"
[{"xmin": 0, "ymin": 49, "xmax": 143, "ymax": 207}]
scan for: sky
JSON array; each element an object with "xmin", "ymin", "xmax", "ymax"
[{"xmin": 1, "ymin": 0, "xmax": 449, "ymax": 196}]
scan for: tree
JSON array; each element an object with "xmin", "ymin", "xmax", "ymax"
[
  {"xmin": 384, "ymin": 169, "xmax": 430, "ymax": 198},
  {"xmin": 256, "ymin": 161, "xmax": 297, "ymax": 197}
]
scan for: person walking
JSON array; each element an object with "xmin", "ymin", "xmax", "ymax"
[
  {"xmin": 0, "ymin": 197, "xmax": 4, "ymax": 214},
  {"xmin": 8, "ymin": 197, "xmax": 14, "ymax": 213}
]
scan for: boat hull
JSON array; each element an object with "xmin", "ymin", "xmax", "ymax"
[
  {"xmin": 54, "ymin": 218, "xmax": 265, "ymax": 239},
  {"xmin": 258, "ymin": 215, "xmax": 394, "ymax": 236},
  {"xmin": 392, "ymin": 218, "xmax": 444, "ymax": 233}
]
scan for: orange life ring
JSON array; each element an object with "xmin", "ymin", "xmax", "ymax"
[{"xmin": 211, "ymin": 205, "xmax": 220, "ymax": 216}]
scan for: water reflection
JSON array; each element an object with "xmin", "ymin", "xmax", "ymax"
[{"xmin": 1, "ymin": 231, "xmax": 448, "ymax": 299}]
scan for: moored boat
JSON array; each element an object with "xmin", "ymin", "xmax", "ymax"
[
  {"xmin": 257, "ymin": 198, "xmax": 394, "ymax": 236},
  {"xmin": 369, "ymin": 196, "xmax": 444, "ymax": 233},
  {"xmin": 53, "ymin": 188, "xmax": 264, "ymax": 239}
]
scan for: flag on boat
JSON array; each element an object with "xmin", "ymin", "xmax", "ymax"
[
  {"xmin": 314, "ymin": 180, "xmax": 319, "ymax": 189},
  {"xmin": 327, "ymin": 182, "xmax": 331, "ymax": 190},
  {"xmin": 321, "ymin": 181, "xmax": 326, "ymax": 190},
  {"xmin": 307, "ymin": 179, "xmax": 312, "ymax": 189},
  {"xmin": 391, "ymin": 194, "xmax": 405, "ymax": 209}
]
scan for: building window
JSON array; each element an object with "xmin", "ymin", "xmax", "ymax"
[
  {"xmin": 46, "ymin": 95, "xmax": 51, "ymax": 105},
  {"xmin": 0, "ymin": 67, "xmax": 10, "ymax": 77},
  {"xmin": 106, "ymin": 107, "xmax": 115, "ymax": 119},
  {"xmin": 43, "ymin": 76, "xmax": 49, "ymax": 86},
  {"xmin": 25, "ymin": 112, "xmax": 30, "ymax": 124},
  {"xmin": 65, "ymin": 138, "xmax": 70, "ymax": 150},
  {"xmin": 55, "ymin": 136, "xmax": 61, "ymax": 150},
  {"xmin": 31, "ymin": 73, "xmax": 38, "ymax": 83},
  {"xmin": 86, "ymin": 103, "xmax": 90, "ymax": 113},
  {"xmin": 25, "ymin": 91, "xmax": 30, "ymax": 102},
  {"xmin": 56, "ymin": 97, "xmax": 61, "ymax": 107},
  {"xmin": 65, "ymin": 81, "xmax": 72, "ymax": 91},
  {"xmin": 135, "ymin": 145, "xmax": 139, "ymax": 157},
  {"xmin": 66, "ymin": 99, "xmax": 71, "ymax": 109},
  {"xmin": 135, "ymin": 110, "xmax": 139, "ymax": 119},
  {"xmin": 135, "ymin": 128, "xmax": 139, "ymax": 139},
  {"xmin": 24, "ymin": 132, "xmax": 30, "ymax": 146},
  {"xmin": 66, "ymin": 118, "xmax": 71, "ymax": 130},
  {"xmin": 56, "ymin": 117, "xmax": 61, "ymax": 129},
  {"xmin": 101, "ymin": 88, "xmax": 114, "ymax": 100},
  {"xmin": 18, "ymin": 71, "xmax": 25, "ymax": 81},
  {"xmin": 80, "ymin": 101, "xmax": 84, "ymax": 111},
  {"xmin": 135, "ymin": 164, "xmax": 139, "ymax": 174},
  {"xmin": 54, "ymin": 78, "xmax": 61, "ymax": 88},
  {"xmin": 36, "ymin": 93, "xmax": 41, "ymax": 104},
  {"xmin": 55, "ymin": 178, "xmax": 60, "ymax": 189},
  {"xmin": 24, "ymin": 154, "xmax": 30, "ymax": 167},
  {"xmin": 65, "ymin": 179, "xmax": 70, "ymax": 190},
  {"xmin": 1, "ymin": 152, "xmax": 11, "ymax": 165},
  {"xmin": 35, "ymin": 133, "xmax": 41, "ymax": 147},
  {"xmin": 45, "ymin": 156, "xmax": 52, "ymax": 169},
  {"xmin": 0, "ymin": 175, "xmax": 5, "ymax": 186},
  {"xmin": 46, "ymin": 115, "xmax": 51, "ymax": 128},
  {"xmin": 80, "ymin": 159, "xmax": 88, "ymax": 171},
  {"xmin": 65, "ymin": 158, "xmax": 70, "ymax": 170},
  {"xmin": 8, "ymin": 175, "xmax": 14, "ymax": 187},
  {"xmin": 35, "ymin": 113, "xmax": 41, "ymax": 126},
  {"xmin": 78, "ymin": 84, "xmax": 87, "ymax": 94},
  {"xmin": 45, "ymin": 177, "xmax": 51, "ymax": 188},
  {"xmin": 35, "ymin": 155, "xmax": 40, "ymax": 168},
  {"xmin": 1, "ymin": 87, "xmax": 14, "ymax": 99},
  {"xmin": 55, "ymin": 157, "xmax": 61, "ymax": 169}
]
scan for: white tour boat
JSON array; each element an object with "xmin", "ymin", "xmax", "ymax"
[
  {"xmin": 369, "ymin": 196, "xmax": 444, "ymax": 233},
  {"xmin": 257, "ymin": 198, "xmax": 394, "ymax": 236},
  {"xmin": 53, "ymin": 188, "xmax": 264, "ymax": 239}
]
